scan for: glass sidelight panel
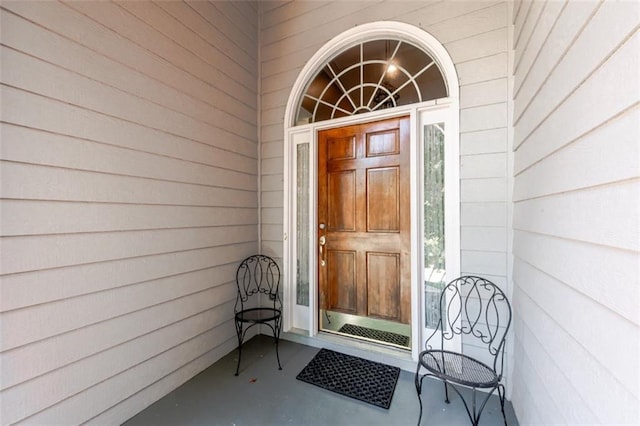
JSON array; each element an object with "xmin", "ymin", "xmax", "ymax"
[
  {"xmin": 423, "ymin": 123, "xmax": 446, "ymax": 328},
  {"xmin": 296, "ymin": 143, "xmax": 310, "ymax": 306}
]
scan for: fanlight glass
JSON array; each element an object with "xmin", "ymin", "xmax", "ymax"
[{"xmin": 296, "ymin": 39, "xmax": 447, "ymax": 125}]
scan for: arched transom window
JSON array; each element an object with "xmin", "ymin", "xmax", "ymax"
[{"xmin": 295, "ymin": 39, "xmax": 447, "ymax": 125}]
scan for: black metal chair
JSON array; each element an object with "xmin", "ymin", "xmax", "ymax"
[
  {"xmin": 234, "ymin": 254, "xmax": 282, "ymax": 376},
  {"xmin": 415, "ymin": 276, "xmax": 512, "ymax": 425}
]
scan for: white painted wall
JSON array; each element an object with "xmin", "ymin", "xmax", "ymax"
[
  {"xmin": 510, "ymin": 0, "xmax": 640, "ymax": 423},
  {"xmin": 0, "ymin": 1, "xmax": 259, "ymax": 423}
]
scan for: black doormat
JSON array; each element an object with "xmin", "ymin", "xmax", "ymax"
[
  {"xmin": 338, "ymin": 324, "xmax": 410, "ymax": 347},
  {"xmin": 296, "ymin": 348, "xmax": 400, "ymax": 409}
]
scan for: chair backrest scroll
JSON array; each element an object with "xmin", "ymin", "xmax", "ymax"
[
  {"xmin": 235, "ymin": 255, "xmax": 281, "ymax": 313},
  {"xmin": 432, "ymin": 276, "xmax": 512, "ymax": 377}
]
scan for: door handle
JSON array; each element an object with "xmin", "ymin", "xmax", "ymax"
[
  {"xmin": 319, "ymin": 222, "xmax": 327, "ymax": 267},
  {"xmin": 319, "ymin": 235, "xmax": 326, "ymax": 266}
]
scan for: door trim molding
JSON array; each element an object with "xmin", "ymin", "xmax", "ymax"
[{"xmin": 282, "ymin": 22, "xmax": 460, "ymax": 362}]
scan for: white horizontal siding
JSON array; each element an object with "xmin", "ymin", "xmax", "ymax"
[
  {"xmin": 460, "ymin": 79, "xmax": 509, "ymax": 109},
  {"xmin": 456, "ymin": 53, "xmax": 509, "ymax": 86},
  {"xmin": 514, "ymin": 182, "xmax": 639, "ymax": 251},
  {"xmin": 461, "ymin": 202, "xmax": 508, "ymax": 227},
  {"xmin": 446, "ymin": 27, "xmax": 509, "ymax": 64},
  {"xmin": 2, "ymin": 294, "xmax": 236, "ymax": 419},
  {"xmin": 28, "ymin": 322, "xmax": 237, "ymax": 425},
  {"xmin": 512, "ymin": 0, "xmax": 565, "ymax": 84},
  {"xmin": 1, "ymin": 2, "xmax": 256, "ymax": 153},
  {"xmin": 0, "ymin": 1, "xmax": 259, "ymax": 425},
  {"xmin": 261, "ymin": 207, "xmax": 284, "ymax": 225},
  {"xmin": 2, "ymin": 125, "xmax": 256, "ymax": 190},
  {"xmin": 0, "ymin": 88, "xmax": 253, "ymax": 170},
  {"xmin": 0, "ymin": 246, "xmax": 250, "ymax": 313},
  {"xmin": 86, "ymin": 334, "xmax": 237, "ymax": 425},
  {"xmin": 1, "ymin": 160, "xmax": 256, "ymax": 207},
  {"xmin": 511, "ymin": 0, "xmax": 640, "ymax": 424},
  {"xmin": 423, "ymin": 2, "xmax": 507, "ymax": 44},
  {"xmin": 1, "ymin": 44, "xmax": 255, "ymax": 145},
  {"xmin": 515, "ymin": 1, "xmax": 637, "ymax": 125},
  {"xmin": 514, "ymin": 231, "xmax": 639, "ymax": 328},
  {"xmin": 515, "ymin": 32, "xmax": 639, "ymax": 174},
  {"xmin": 513, "ymin": 277, "xmax": 639, "ymax": 424},
  {"xmin": 69, "ymin": 1, "xmax": 257, "ymax": 108},
  {"xmin": 513, "ymin": 105, "xmax": 639, "ymax": 201},
  {"xmin": 460, "ymin": 127, "xmax": 508, "ymax": 155},
  {"xmin": 460, "ymin": 251, "xmax": 508, "ymax": 277}
]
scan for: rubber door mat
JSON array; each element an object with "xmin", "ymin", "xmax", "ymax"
[
  {"xmin": 338, "ymin": 324, "xmax": 410, "ymax": 347},
  {"xmin": 296, "ymin": 348, "xmax": 400, "ymax": 409}
]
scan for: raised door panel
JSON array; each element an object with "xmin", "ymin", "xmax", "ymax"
[
  {"xmin": 367, "ymin": 166, "xmax": 400, "ymax": 232},
  {"xmin": 328, "ymin": 135, "xmax": 356, "ymax": 160},
  {"xmin": 366, "ymin": 130, "xmax": 400, "ymax": 157},
  {"xmin": 328, "ymin": 170, "xmax": 356, "ymax": 231},
  {"xmin": 367, "ymin": 252, "xmax": 400, "ymax": 321},
  {"xmin": 327, "ymin": 250, "xmax": 357, "ymax": 314}
]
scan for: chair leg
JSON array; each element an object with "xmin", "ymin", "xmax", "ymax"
[
  {"xmin": 234, "ymin": 321, "xmax": 243, "ymax": 376},
  {"xmin": 498, "ymin": 384, "xmax": 507, "ymax": 425},
  {"xmin": 472, "ymin": 388, "xmax": 478, "ymax": 426},
  {"xmin": 274, "ymin": 318, "xmax": 282, "ymax": 370},
  {"xmin": 443, "ymin": 381, "xmax": 450, "ymax": 403},
  {"xmin": 472, "ymin": 385, "xmax": 502, "ymax": 426},
  {"xmin": 414, "ymin": 363, "xmax": 424, "ymax": 426}
]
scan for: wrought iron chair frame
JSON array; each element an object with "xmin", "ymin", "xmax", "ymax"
[
  {"xmin": 234, "ymin": 254, "xmax": 282, "ymax": 376},
  {"xmin": 415, "ymin": 276, "xmax": 512, "ymax": 425}
]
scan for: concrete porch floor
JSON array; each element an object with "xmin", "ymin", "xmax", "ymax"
[{"xmin": 124, "ymin": 335, "xmax": 518, "ymax": 425}]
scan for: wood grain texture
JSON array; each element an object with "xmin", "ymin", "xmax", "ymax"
[{"xmin": 318, "ymin": 117, "xmax": 411, "ymax": 323}]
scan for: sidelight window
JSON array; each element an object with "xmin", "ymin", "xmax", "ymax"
[{"xmin": 423, "ymin": 123, "xmax": 446, "ymax": 328}]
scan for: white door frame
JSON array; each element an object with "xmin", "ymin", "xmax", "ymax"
[{"xmin": 282, "ymin": 22, "xmax": 460, "ymax": 362}]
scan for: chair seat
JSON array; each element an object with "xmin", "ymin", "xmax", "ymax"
[
  {"xmin": 235, "ymin": 307, "xmax": 281, "ymax": 323},
  {"xmin": 419, "ymin": 350, "xmax": 499, "ymax": 388}
]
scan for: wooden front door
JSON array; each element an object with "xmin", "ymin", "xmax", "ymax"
[{"xmin": 318, "ymin": 116, "xmax": 411, "ymax": 324}]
